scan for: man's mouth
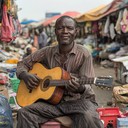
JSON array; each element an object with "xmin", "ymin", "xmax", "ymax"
[{"xmin": 61, "ymin": 36, "xmax": 69, "ymax": 40}]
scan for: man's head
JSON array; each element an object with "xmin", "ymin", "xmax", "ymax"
[
  {"xmin": 55, "ymin": 16, "xmax": 78, "ymax": 46},
  {"xmin": 26, "ymin": 47, "xmax": 32, "ymax": 54},
  {"xmin": 38, "ymin": 26, "xmax": 44, "ymax": 33}
]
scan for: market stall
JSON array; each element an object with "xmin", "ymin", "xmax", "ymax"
[
  {"xmin": 74, "ymin": 0, "xmax": 128, "ymax": 67},
  {"xmin": 0, "ymin": 0, "xmax": 22, "ymax": 113}
]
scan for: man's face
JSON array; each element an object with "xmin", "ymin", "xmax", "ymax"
[{"xmin": 55, "ymin": 17, "xmax": 77, "ymax": 45}]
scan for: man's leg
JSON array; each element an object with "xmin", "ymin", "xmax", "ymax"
[
  {"xmin": 17, "ymin": 101, "xmax": 63, "ymax": 128},
  {"xmin": 58, "ymin": 99, "xmax": 104, "ymax": 128},
  {"xmin": 70, "ymin": 111, "xmax": 104, "ymax": 128}
]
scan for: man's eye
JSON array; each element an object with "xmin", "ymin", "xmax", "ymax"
[
  {"xmin": 57, "ymin": 27, "xmax": 63, "ymax": 30},
  {"xmin": 67, "ymin": 27, "xmax": 74, "ymax": 30}
]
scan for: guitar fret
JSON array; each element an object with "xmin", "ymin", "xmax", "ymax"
[
  {"xmin": 48, "ymin": 77, "xmax": 95, "ymax": 87},
  {"xmin": 49, "ymin": 80, "xmax": 68, "ymax": 87}
]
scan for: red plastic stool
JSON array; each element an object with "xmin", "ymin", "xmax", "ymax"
[
  {"xmin": 40, "ymin": 121, "xmax": 69, "ymax": 128},
  {"xmin": 40, "ymin": 121, "xmax": 61, "ymax": 128},
  {"xmin": 97, "ymin": 107, "xmax": 121, "ymax": 128}
]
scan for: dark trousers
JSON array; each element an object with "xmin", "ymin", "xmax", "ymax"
[{"xmin": 16, "ymin": 100, "xmax": 103, "ymax": 128}]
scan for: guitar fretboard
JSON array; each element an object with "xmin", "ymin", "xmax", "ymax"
[
  {"xmin": 44, "ymin": 78, "xmax": 95, "ymax": 87},
  {"xmin": 43, "ymin": 76, "xmax": 113, "ymax": 88}
]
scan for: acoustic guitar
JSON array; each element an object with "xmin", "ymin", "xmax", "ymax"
[{"xmin": 16, "ymin": 63, "xmax": 113, "ymax": 107}]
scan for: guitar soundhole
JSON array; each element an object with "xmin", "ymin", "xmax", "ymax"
[
  {"xmin": 40, "ymin": 76, "xmax": 52, "ymax": 91},
  {"xmin": 43, "ymin": 79, "xmax": 50, "ymax": 88}
]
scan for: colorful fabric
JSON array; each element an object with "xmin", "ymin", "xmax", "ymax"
[{"xmin": 76, "ymin": 0, "xmax": 128, "ymax": 22}]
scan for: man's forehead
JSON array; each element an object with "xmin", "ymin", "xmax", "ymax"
[{"xmin": 56, "ymin": 18, "xmax": 75, "ymax": 26}]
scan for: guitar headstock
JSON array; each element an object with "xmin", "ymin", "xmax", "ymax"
[{"xmin": 94, "ymin": 76, "xmax": 113, "ymax": 88}]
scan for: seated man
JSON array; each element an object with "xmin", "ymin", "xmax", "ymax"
[{"xmin": 16, "ymin": 16, "xmax": 103, "ymax": 128}]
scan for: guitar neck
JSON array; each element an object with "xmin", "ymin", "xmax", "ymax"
[
  {"xmin": 43, "ymin": 76, "xmax": 113, "ymax": 88},
  {"xmin": 44, "ymin": 78, "xmax": 95, "ymax": 87}
]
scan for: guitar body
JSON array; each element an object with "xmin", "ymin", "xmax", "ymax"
[{"xmin": 16, "ymin": 63, "xmax": 70, "ymax": 107}]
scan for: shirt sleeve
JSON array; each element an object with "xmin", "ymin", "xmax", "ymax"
[{"xmin": 16, "ymin": 48, "xmax": 47, "ymax": 79}]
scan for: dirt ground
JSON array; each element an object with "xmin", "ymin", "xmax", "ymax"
[{"xmin": 93, "ymin": 64, "xmax": 116, "ymax": 107}]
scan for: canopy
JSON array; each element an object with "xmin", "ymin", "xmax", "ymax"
[
  {"xmin": 27, "ymin": 19, "xmax": 45, "ymax": 28},
  {"xmin": 43, "ymin": 11, "xmax": 81, "ymax": 26},
  {"xmin": 43, "ymin": 15, "xmax": 61, "ymax": 26},
  {"xmin": 75, "ymin": 0, "xmax": 128, "ymax": 22},
  {"xmin": 20, "ymin": 20, "xmax": 38, "ymax": 25}
]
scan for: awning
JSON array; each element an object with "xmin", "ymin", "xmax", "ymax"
[
  {"xmin": 27, "ymin": 19, "xmax": 45, "ymax": 28},
  {"xmin": 43, "ymin": 11, "xmax": 81, "ymax": 26},
  {"xmin": 20, "ymin": 20, "xmax": 38, "ymax": 25},
  {"xmin": 75, "ymin": 0, "xmax": 128, "ymax": 22},
  {"xmin": 43, "ymin": 15, "xmax": 61, "ymax": 26}
]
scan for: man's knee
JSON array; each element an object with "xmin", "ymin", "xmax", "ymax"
[{"xmin": 17, "ymin": 108, "xmax": 26, "ymax": 118}]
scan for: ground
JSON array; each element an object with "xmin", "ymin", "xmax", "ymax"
[{"xmin": 93, "ymin": 64, "xmax": 115, "ymax": 107}]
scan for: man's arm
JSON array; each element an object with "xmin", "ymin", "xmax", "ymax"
[
  {"xmin": 16, "ymin": 48, "xmax": 47, "ymax": 79},
  {"xmin": 16, "ymin": 48, "xmax": 48, "ymax": 90}
]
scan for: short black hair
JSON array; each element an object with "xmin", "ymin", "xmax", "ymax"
[{"xmin": 55, "ymin": 15, "xmax": 78, "ymax": 28}]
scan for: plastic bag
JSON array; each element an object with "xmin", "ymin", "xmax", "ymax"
[
  {"xmin": 0, "ymin": 95, "xmax": 13, "ymax": 128},
  {"xmin": 113, "ymin": 84, "xmax": 128, "ymax": 103}
]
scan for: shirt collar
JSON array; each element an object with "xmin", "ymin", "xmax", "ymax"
[{"xmin": 54, "ymin": 42, "xmax": 77, "ymax": 56}]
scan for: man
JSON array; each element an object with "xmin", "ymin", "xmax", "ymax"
[
  {"xmin": 38, "ymin": 27, "xmax": 48, "ymax": 49},
  {"xmin": 16, "ymin": 16, "xmax": 103, "ymax": 128}
]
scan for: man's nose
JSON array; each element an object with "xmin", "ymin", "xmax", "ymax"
[{"xmin": 63, "ymin": 27, "xmax": 68, "ymax": 33}]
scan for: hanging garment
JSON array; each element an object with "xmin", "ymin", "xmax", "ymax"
[
  {"xmin": 120, "ymin": 8, "xmax": 128, "ymax": 33},
  {"xmin": 9, "ymin": 15, "xmax": 16, "ymax": 40},
  {"xmin": 109, "ymin": 23, "xmax": 116, "ymax": 40},
  {"xmin": 0, "ymin": 4, "xmax": 15, "ymax": 43},
  {"xmin": 92, "ymin": 21, "xmax": 99, "ymax": 33},
  {"xmin": 0, "ymin": 0, "xmax": 3, "ymax": 22},
  {"xmin": 85, "ymin": 22, "xmax": 92, "ymax": 33},
  {"xmin": 115, "ymin": 10, "xmax": 123, "ymax": 34},
  {"xmin": 104, "ymin": 16, "xmax": 110, "ymax": 35},
  {"xmin": 12, "ymin": 17, "xmax": 21, "ymax": 37}
]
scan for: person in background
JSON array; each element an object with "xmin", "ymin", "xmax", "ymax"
[
  {"xmin": 23, "ymin": 46, "xmax": 32, "ymax": 58},
  {"xmin": 16, "ymin": 16, "xmax": 103, "ymax": 128},
  {"xmin": 38, "ymin": 27, "xmax": 48, "ymax": 49}
]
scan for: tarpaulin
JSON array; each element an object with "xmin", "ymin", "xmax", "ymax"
[{"xmin": 75, "ymin": 0, "xmax": 128, "ymax": 22}]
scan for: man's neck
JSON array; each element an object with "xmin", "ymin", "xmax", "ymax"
[{"xmin": 59, "ymin": 42, "xmax": 74, "ymax": 54}]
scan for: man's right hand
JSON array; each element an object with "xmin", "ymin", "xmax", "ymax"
[{"xmin": 20, "ymin": 72, "xmax": 40, "ymax": 91}]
